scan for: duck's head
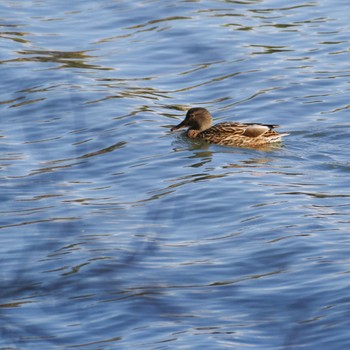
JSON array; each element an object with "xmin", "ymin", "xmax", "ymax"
[{"xmin": 171, "ymin": 107, "xmax": 213, "ymax": 132}]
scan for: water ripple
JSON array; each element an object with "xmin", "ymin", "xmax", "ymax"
[{"xmin": 1, "ymin": 0, "xmax": 350, "ymax": 349}]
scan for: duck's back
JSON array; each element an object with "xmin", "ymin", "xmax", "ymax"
[{"xmin": 197, "ymin": 122, "xmax": 286, "ymax": 146}]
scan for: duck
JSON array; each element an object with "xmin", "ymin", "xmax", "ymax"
[{"xmin": 171, "ymin": 107, "xmax": 289, "ymax": 147}]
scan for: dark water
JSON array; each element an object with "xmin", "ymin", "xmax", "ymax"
[{"xmin": 1, "ymin": 0, "xmax": 350, "ymax": 349}]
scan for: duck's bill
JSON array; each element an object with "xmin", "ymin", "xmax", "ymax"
[{"xmin": 171, "ymin": 120, "xmax": 187, "ymax": 131}]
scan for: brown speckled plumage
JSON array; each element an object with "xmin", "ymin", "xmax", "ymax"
[{"xmin": 171, "ymin": 107, "xmax": 289, "ymax": 147}]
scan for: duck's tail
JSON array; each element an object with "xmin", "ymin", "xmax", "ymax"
[{"xmin": 268, "ymin": 132, "xmax": 289, "ymax": 143}]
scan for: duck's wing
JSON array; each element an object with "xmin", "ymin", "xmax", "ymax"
[
  {"xmin": 202, "ymin": 122, "xmax": 281, "ymax": 139},
  {"xmin": 242, "ymin": 123, "xmax": 280, "ymax": 138},
  {"xmin": 199, "ymin": 122, "xmax": 238, "ymax": 136}
]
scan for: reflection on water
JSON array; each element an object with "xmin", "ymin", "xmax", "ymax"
[
  {"xmin": 14, "ymin": 50, "xmax": 110, "ymax": 70},
  {"xmin": 1, "ymin": 0, "xmax": 350, "ymax": 349}
]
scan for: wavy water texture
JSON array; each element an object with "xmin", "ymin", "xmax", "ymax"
[{"xmin": 1, "ymin": 0, "xmax": 350, "ymax": 349}]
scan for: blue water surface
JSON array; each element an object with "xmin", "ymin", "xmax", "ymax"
[{"xmin": 1, "ymin": 0, "xmax": 350, "ymax": 349}]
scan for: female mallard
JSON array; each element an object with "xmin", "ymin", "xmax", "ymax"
[{"xmin": 171, "ymin": 107, "xmax": 289, "ymax": 147}]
